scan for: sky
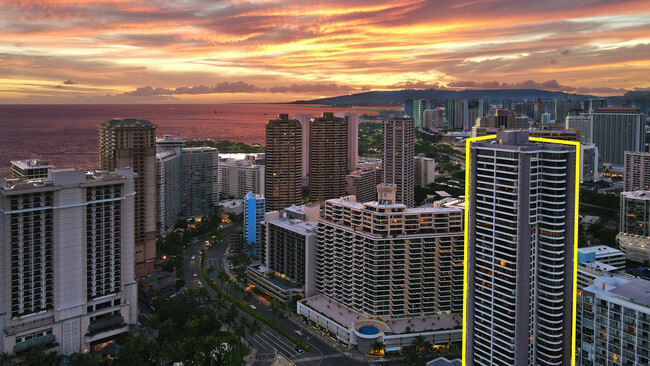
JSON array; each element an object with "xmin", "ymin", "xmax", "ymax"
[{"xmin": 1, "ymin": 0, "xmax": 650, "ymax": 103}]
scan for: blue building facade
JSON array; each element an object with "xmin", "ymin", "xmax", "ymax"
[{"xmin": 244, "ymin": 192, "xmax": 265, "ymax": 256}]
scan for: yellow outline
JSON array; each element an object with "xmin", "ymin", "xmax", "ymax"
[{"xmin": 462, "ymin": 135, "xmax": 580, "ymax": 366}]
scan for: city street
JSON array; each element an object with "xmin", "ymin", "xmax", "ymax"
[{"xmin": 183, "ymin": 223, "xmax": 367, "ymax": 366}]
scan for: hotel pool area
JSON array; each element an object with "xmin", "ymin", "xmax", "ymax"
[{"xmin": 358, "ymin": 326, "xmax": 379, "ymax": 335}]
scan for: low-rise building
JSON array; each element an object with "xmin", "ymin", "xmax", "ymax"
[
  {"xmin": 616, "ymin": 232, "xmax": 650, "ymax": 264},
  {"xmin": 578, "ymin": 246, "xmax": 627, "ymax": 270}
]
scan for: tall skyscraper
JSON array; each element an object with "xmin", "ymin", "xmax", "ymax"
[
  {"xmin": 590, "ymin": 108, "xmax": 645, "ymax": 165},
  {"xmin": 624, "ymin": 151, "xmax": 650, "ymax": 191},
  {"xmin": 265, "ymin": 114, "xmax": 302, "ymax": 212},
  {"xmin": 156, "ymin": 135, "xmax": 183, "ymax": 236},
  {"xmin": 534, "ymin": 98, "xmax": 545, "ymax": 122},
  {"xmin": 345, "ymin": 162, "xmax": 382, "ymax": 203},
  {"xmin": 382, "ymin": 118, "xmax": 415, "ymax": 207},
  {"xmin": 181, "ymin": 147, "xmax": 218, "ymax": 217},
  {"xmin": 466, "ymin": 130, "xmax": 576, "ymax": 366},
  {"xmin": 463, "ymin": 99, "xmax": 487, "ymax": 130},
  {"xmin": 293, "ymin": 113, "xmax": 313, "ymax": 179},
  {"xmin": 565, "ymin": 115, "xmax": 593, "ymax": 146},
  {"xmin": 243, "ymin": 192, "xmax": 265, "ymax": 256},
  {"xmin": 404, "ymin": 98, "xmax": 414, "ymax": 118},
  {"xmin": 308, "ymin": 112, "xmax": 348, "ymax": 201},
  {"xmin": 502, "ymin": 98, "xmax": 512, "ymax": 110},
  {"xmin": 588, "ymin": 98, "xmax": 607, "ymax": 112},
  {"xmin": 335, "ymin": 112, "xmax": 359, "ymax": 172},
  {"xmin": 99, "ymin": 118, "xmax": 157, "ymax": 277},
  {"xmin": 446, "ymin": 99, "xmax": 464, "ymax": 129},
  {"xmin": 0, "ymin": 168, "xmax": 137, "ymax": 356},
  {"xmin": 581, "ymin": 145, "xmax": 600, "ymax": 183}
]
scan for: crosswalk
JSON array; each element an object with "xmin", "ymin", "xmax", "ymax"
[{"xmin": 291, "ymin": 354, "xmax": 345, "ymax": 363}]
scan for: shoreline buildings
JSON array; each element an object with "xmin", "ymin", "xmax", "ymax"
[
  {"xmin": 0, "ymin": 168, "xmax": 138, "ymax": 356},
  {"xmin": 99, "ymin": 119, "xmax": 157, "ymax": 277},
  {"xmin": 265, "ymin": 114, "xmax": 303, "ymax": 212},
  {"xmin": 308, "ymin": 113, "xmax": 348, "ymax": 201},
  {"xmin": 466, "ymin": 130, "xmax": 576, "ymax": 366},
  {"xmin": 382, "ymin": 118, "xmax": 415, "ymax": 207}
]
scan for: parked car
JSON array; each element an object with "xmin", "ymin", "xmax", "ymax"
[
  {"xmin": 193, "ymin": 273, "xmax": 198, "ymax": 277},
  {"xmin": 249, "ymin": 304, "xmax": 257, "ymax": 310},
  {"xmin": 294, "ymin": 330, "xmax": 303, "ymax": 336}
]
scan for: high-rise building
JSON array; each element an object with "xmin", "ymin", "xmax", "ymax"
[
  {"xmin": 565, "ymin": 115, "xmax": 593, "ymax": 146},
  {"xmin": 463, "ymin": 99, "xmax": 487, "ymax": 130},
  {"xmin": 534, "ymin": 98, "xmax": 546, "ymax": 122},
  {"xmin": 624, "ymin": 151, "xmax": 650, "ymax": 191},
  {"xmin": 308, "ymin": 112, "xmax": 348, "ymax": 201},
  {"xmin": 588, "ymin": 98, "xmax": 607, "ymax": 113},
  {"xmin": 524, "ymin": 99, "xmax": 535, "ymax": 119},
  {"xmin": 155, "ymin": 135, "xmax": 183, "ymax": 236},
  {"xmin": 293, "ymin": 113, "xmax": 313, "ymax": 179},
  {"xmin": 265, "ymin": 114, "xmax": 302, "ymax": 212},
  {"xmin": 502, "ymin": 98, "xmax": 512, "ymax": 110},
  {"xmin": 427, "ymin": 108, "xmax": 445, "ymax": 128},
  {"xmin": 181, "ymin": 147, "xmax": 218, "ymax": 217},
  {"xmin": 0, "ymin": 168, "xmax": 137, "ymax": 356},
  {"xmin": 446, "ymin": 99, "xmax": 464, "ymax": 129},
  {"xmin": 244, "ymin": 192, "xmax": 265, "ymax": 256},
  {"xmin": 553, "ymin": 98, "xmax": 566, "ymax": 122},
  {"xmin": 218, "ymin": 158, "xmax": 264, "ymax": 199},
  {"xmin": 404, "ymin": 99, "xmax": 414, "ymax": 118},
  {"xmin": 99, "ymin": 118, "xmax": 157, "ymax": 277},
  {"xmin": 413, "ymin": 99, "xmax": 425, "ymax": 128},
  {"xmin": 476, "ymin": 109, "xmax": 524, "ymax": 129},
  {"xmin": 466, "ymin": 130, "xmax": 576, "ymax": 366},
  {"xmin": 382, "ymin": 118, "xmax": 415, "ymax": 207},
  {"xmin": 10, "ymin": 159, "xmax": 54, "ymax": 180},
  {"xmin": 414, "ymin": 153, "xmax": 436, "ymax": 187},
  {"xmin": 345, "ymin": 162, "xmax": 382, "ymax": 203},
  {"xmin": 620, "ymin": 190, "xmax": 650, "ymax": 236},
  {"xmin": 335, "ymin": 112, "xmax": 359, "ymax": 172},
  {"xmin": 590, "ymin": 108, "xmax": 645, "ymax": 166},
  {"xmin": 541, "ymin": 113, "xmax": 552, "ymax": 123},
  {"xmin": 580, "ymin": 276, "xmax": 650, "ymax": 366},
  {"xmin": 581, "ymin": 145, "xmax": 600, "ymax": 183},
  {"xmin": 315, "ymin": 186, "xmax": 465, "ymax": 318}
]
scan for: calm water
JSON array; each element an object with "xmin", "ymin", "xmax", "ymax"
[{"xmin": 0, "ymin": 104, "xmax": 395, "ymax": 176}]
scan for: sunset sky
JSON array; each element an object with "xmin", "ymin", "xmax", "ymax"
[{"xmin": 1, "ymin": 0, "xmax": 650, "ymax": 103}]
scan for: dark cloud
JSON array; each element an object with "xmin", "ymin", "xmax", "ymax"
[{"xmin": 63, "ymin": 79, "xmax": 77, "ymax": 84}]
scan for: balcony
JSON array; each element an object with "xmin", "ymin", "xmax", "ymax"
[{"xmin": 88, "ymin": 315, "xmax": 125, "ymax": 335}]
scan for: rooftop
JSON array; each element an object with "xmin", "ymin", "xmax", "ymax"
[
  {"xmin": 617, "ymin": 232, "xmax": 650, "ymax": 249},
  {"xmin": 301, "ymin": 294, "xmax": 462, "ymax": 334},
  {"xmin": 620, "ymin": 190, "xmax": 650, "ymax": 200},
  {"xmin": 578, "ymin": 245, "xmax": 624, "ymax": 256},
  {"xmin": 610, "ymin": 279, "xmax": 650, "ymax": 306},
  {"xmin": 100, "ymin": 118, "xmax": 157, "ymax": 128},
  {"xmin": 580, "ymin": 261, "xmax": 617, "ymax": 273},
  {"xmin": 427, "ymin": 358, "xmax": 461, "ymax": 366},
  {"xmin": 270, "ymin": 219, "xmax": 317, "ymax": 235},
  {"xmin": 587, "ymin": 276, "xmax": 650, "ymax": 308},
  {"xmin": 11, "ymin": 159, "xmax": 54, "ymax": 170}
]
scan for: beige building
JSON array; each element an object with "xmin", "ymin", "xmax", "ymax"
[
  {"xmin": 315, "ymin": 184, "xmax": 464, "ymax": 318},
  {"xmin": 265, "ymin": 114, "xmax": 303, "ymax": 212},
  {"xmin": 414, "ymin": 153, "xmax": 436, "ymax": 187},
  {"xmin": 309, "ymin": 113, "xmax": 348, "ymax": 201},
  {"xmin": 346, "ymin": 162, "xmax": 382, "ymax": 203},
  {"xmin": 99, "ymin": 118, "xmax": 157, "ymax": 277},
  {"xmin": 218, "ymin": 158, "xmax": 264, "ymax": 199}
]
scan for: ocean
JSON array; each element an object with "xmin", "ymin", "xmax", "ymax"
[{"xmin": 0, "ymin": 104, "xmax": 396, "ymax": 176}]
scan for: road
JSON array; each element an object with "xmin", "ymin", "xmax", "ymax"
[{"xmin": 184, "ymin": 223, "xmax": 367, "ymax": 366}]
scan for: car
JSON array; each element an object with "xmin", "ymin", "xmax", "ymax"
[
  {"xmin": 195, "ymin": 280, "xmax": 202, "ymax": 286},
  {"xmin": 193, "ymin": 273, "xmax": 198, "ymax": 277},
  {"xmin": 249, "ymin": 304, "xmax": 257, "ymax": 310},
  {"xmin": 191, "ymin": 255, "xmax": 195, "ymax": 260},
  {"xmin": 294, "ymin": 346, "xmax": 304, "ymax": 353},
  {"xmin": 294, "ymin": 330, "xmax": 303, "ymax": 336}
]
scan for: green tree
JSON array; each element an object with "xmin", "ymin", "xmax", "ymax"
[
  {"xmin": 247, "ymin": 320, "xmax": 262, "ymax": 348},
  {"xmin": 70, "ymin": 353, "xmax": 112, "ymax": 366},
  {"xmin": 0, "ymin": 352, "xmax": 12, "ymax": 366},
  {"xmin": 413, "ymin": 335, "xmax": 429, "ymax": 353},
  {"xmin": 370, "ymin": 342, "xmax": 385, "ymax": 355}
]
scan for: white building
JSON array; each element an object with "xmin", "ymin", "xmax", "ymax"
[
  {"xmin": 580, "ymin": 276, "xmax": 650, "ymax": 365},
  {"xmin": 10, "ymin": 160, "xmax": 54, "ymax": 180},
  {"xmin": 616, "ymin": 232, "xmax": 650, "ymax": 264},
  {"xmin": 466, "ymin": 130, "xmax": 576, "ymax": 366},
  {"xmin": 577, "ymin": 246, "xmax": 626, "ymax": 270},
  {"xmin": 156, "ymin": 135, "xmax": 183, "ymax": 237},
  {"xmin": 581, "ymin": 145, "xmax": 600, "ymax": 182},
  {"xmin": 218, "ymin": 158, "xmax": 264, "ymax": 199},
  {"xmin": 624, "ymin": 151, "xmax": 650, "ymax": 191},
  {"xmin": 414, "ymin": 153, "xmax": 436, "ymax": 187},
  {"xmin": 565, "ymin": 115, "xmax": 592, "ymax": 146},
  {"xmin": 335, "ymin": 112, "xmax": 359, "ymax": 172},
  {"xmin": 181, "ymin": 147, "xmax": 219, "ymax": 217},
  {"xmin": 0, "ymin": 168, "xmax": 137, "ymax": 356}
]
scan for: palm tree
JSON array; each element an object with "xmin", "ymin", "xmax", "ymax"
[
  {"xmin": 370, "ymin": 342, "xmax": 385, "ymax": 356},
  {"xmin": 234, "ymin": 315, "xmax": 249, "ymax": 357},
  {"xmin": 413, "ymin": 334, "xmax": 429, "ymax": 353},
  {"xmin": 242, "ymin": 290, "xmax": 252, "ymax": 305},
  {"xmin": 210, "ymin": 292, "xmax": 226, "ymax": 315},
  {"xmin": 0, "ymin": 352, "xmax": 12, "ymax": 366},
  {"xmin": 269, "ymin": 301, "xmax": 280, "ymax": 325},
  {"xmin": 217, "ymin": 271, "xmax": 228, "ymax": 290},
  {"xmin": 247, "ymin": 320, "xmax": 262, "ymax": 348},
  {"xmin": 223, "ymin": 304, "xmax": 238, "ymax": 332}
]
